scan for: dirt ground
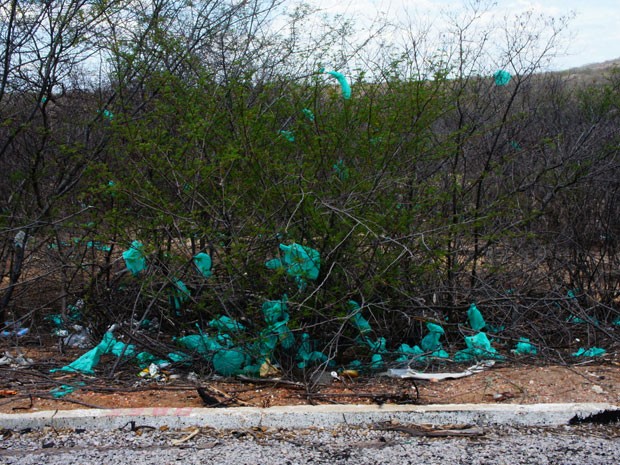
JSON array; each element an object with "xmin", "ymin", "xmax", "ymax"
[{"xmin": 1, "ymin": 343, "xmax": 619, "ymax": 414}]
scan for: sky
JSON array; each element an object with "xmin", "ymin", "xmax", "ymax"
[{"xmin": 303, "ymin": 0, "xmax": 620, "ymax": 70}]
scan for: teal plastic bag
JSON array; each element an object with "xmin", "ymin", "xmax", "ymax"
[
  {"xmin": 493, "ymin": 69, "xmax": 511, "ymax": 86},
  {"xmin": 122, "ymin": 241, "xmax": 146, "ymax": 276},
  {"xmin": 296, "ymin": 333, "xmax": 329, "ymax": 369},
  {"xmin": 169, "ymin": 279, "xmax": 190, "ymax": 311},
  {"xmin": 512, "ymin": 337, "xmax": 537, "ymax": 355},
  {"xmin": 266, "ymin": 243, "xmax": 320, "ymax": 281},
  {"xmin": 467, "ymin": 303, "xmax": 486, "ymax": 331},
  {"xmin": 322, "ymin": 69, "xmax": 351, "ymax": 99},
  {"xmin": 208, "ymin": 315, "xmax": 245, "ymax": 333},
  {"xmin": 454, "ymin": 332, "xmax": 504, "ymax": 362},
  {"xmin": 212, "ymin": 349, "xmax": 248, "ymax": 376},
  {"xmin": 395, "ymin": 343, "xmax": 424, "ymax": 362},
  {"xmin": 348, "ymin": 300, "xmax": 372, "ymax": 334},
  {"xmin": 420, "ymin": 322, "xmax": 445, "ymax": 352},
  {"xmin": 193, "ymin": 252, "xmax": 212, "ymax": 278},
  {"xmin": 333, "ymin": 159, "xmax": 350, "ymax": 181},
  {"xmin": 52, "ymin": 332, "xmax": 133, "ymax": 375},
  {"xmin": 302, "ymin": 108, "xmax": 315, "ymax": 122},
  {"xmin": 572, "ymin": 347, "xmax": 606, "ymax": 358}
]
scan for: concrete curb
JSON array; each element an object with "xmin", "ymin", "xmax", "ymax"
[{"xmin": 1, "ymin": 403, "xmax": 617, "ymax": 431}]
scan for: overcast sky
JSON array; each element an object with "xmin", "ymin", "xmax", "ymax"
[{"xmin": 304, "ymin": 0, "xmax": 620, "ymax": 70}]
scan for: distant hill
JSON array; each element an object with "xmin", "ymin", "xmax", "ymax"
[{"xmin": 558, "ymin": 57, "xmax": 620, "ymax": 84}]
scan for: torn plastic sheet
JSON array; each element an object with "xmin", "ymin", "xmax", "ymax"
[
  {"xmin": 208, "ymin": 315, "xmax": 245, "ymax": 333},
  {"xmin": 51, "ymin": 382, "xmax": 85, "ymax": 399},
  {"xmin": 122, "ymin": 240, "xmax": 146, "ymax": 276},
  {"xmin": 385, "ymin": 360, "xmax": 496, "ymax": 380},
  {"xmin": 420, "ymin": 322, "xmax": 445, "ymax": 352}
]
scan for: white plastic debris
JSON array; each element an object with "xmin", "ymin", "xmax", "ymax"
[{"xmin": 384, "ymin": 360, "xmax": 495, "ymax": 380}]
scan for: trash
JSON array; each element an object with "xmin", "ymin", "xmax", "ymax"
[
  {"xmin": 370, "ymin": 353, "xmax": 384, "ymax": 370},
  {"xmin": 348, "ymin": 300, "xmax": 372, "ymax": 334},
  {"xmin": 208, "ymin": 315, "xmax": 245, "ymax": 333},
  {"xmin": 0, "ymin": 351, "xmax": 33, "ymax": 367},
  {"xmin": 279, "ymin": 130, "xmax": 295, "ymax": 142},
  {"xmin": 63, "ymin": 325, "xmax": 91, "ymax": 349},
  {"xmin": 493, "ymin": 69, "xmax": 511, "ymax": 86},
  {"xmin": 138, "ymin": 363, "xmax": 167, "ymax": 382},
  {"xmin": 467, "ymin": 303, "xmax": 486, "ymax": 331},
  {"xmin": 512, "ymin": 337, "xmax": 537, "ymax": 355},
  {"xmin": 52, "ymin": 330, "xmax": 135, "ymax": 375},
  {"xmin": 193, "ymin": 252, "xmax": 212, "ymax": 278},
  {"xmin": 333, "ymin": 159, "xmax": 349, "ymax": 181},
  {"xmin": 420, "ymin": 322, "xmax": 445, "ymax": 352},
  {"xmin": 261, "ymin": 296, "xmax": 294, "ymax": 350},
  {"xmin": 566, "ymin": 315, "xmax": 600, "ymax": 325},
  {"xmin": 259, "ymin": 359, "xmax": 281, "ymax": 378},
  {"xmin": 14, "ymin": 230, "xmax": 26, "ymax": 248},
  {"xmin": 296, "ymin": 333, "xmax": 329, "ymax": 368},
  {"xmin": 385, "ymin": 360, "xmax": 495, "ymax": 380},
  {"xmin": 302, "ymin": 108, "xmax": 315, "ymax": 122},
  {"xmin": 169, "ymin": 279, "xmax": 190, "ymax": 311},
  {"xmin": 266, "ymin": 243, "xmax": 320, "ymax": 290},
  {"xmin": 322, "ymin": 69, "xmax": 351, "ymax": 99},
  {"xmin": 395, "ymin": 343, "xmax": 424, "ymax": 362},
  {"xmin": 0, "ymin": 322, "xmax": 29, "ymax": 338},
  {"xmin": 122, "ymin": 241, "xmax": 146, "ymax": 276},
  {"xmin": 571, "ymin": 347, "xmax": 606, "ymax": 358},
  {"xmin": 212, "ymin": 349, "xmax": 248, "ymax": 376},
  {"xmin": 50, "ymin": 382, "xmax": 85, "ymax": 399},
  {"xmin": 454, "ymin": 332, "xmax": 505, "ymax": 361}
]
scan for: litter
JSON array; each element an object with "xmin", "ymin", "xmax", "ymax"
[
  {"xmin": 302, "ymin": 108, "xmax": 315, "ymax": 121},
  {"xmin": 322, "ymin": 69, "xmax": 351, "ymax": 99},
  {"xmin": 279, "ymin": 130, "xmax": 295, "ymax": 142},
  {"xmin": 296, "ymin": 333, "xmax": 329, "ymax": 369},
  {"xmin": 572, "ymin": 347, "xmax": 606, "ymax": 358},
  {"xmin": 169, "ymin": 279, "xmax": 190, "ymax": 311},
  {"xmin": 193, "ymin": 252, "xmax": 212, "ymax": 278},
  {"xmin": 266, "ymin": 243, "xmax": 320, "ymax": 290},
  {"xmin": 493, "ymin": 69, "xmax": 511, "ymax": 86},
  {"xmin": 512, "ymin": 337, "xmax": 537, "ymax": 355},
  {"xmin": 454, "ymin": 332, "xmax": 505, "ymax": 361},
  {"xmin": 467, "ymin": 303, "xmax": 486, "ymax": 331},
  {"xmin": 122, "ymin": 241, "xmax": 146, "ymax": 276},
  {"xmin": 333, "ymin": 159, "xmax": 350, "ymax": 181},
  {"xmin": 0, "ymin": 351, "xmax": 33, "ymax": 367},
  {"xmin": 385, "ymin": 360, "xmax": 495, "ymax": 380},
  {"xmin": 348, "ymin": 300, "xmax": 372, "ymax": 334}
]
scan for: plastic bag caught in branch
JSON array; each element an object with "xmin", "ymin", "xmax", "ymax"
[
  {"xmin": 266, "ymin": 243, "xmax": 320, "ymax": 289},
  {"xmin": 193, "ymin": 252, "xmax": 212, "ymax": 278},
  {"xmin": 321, "ymin": 69, "xmax": 351, "ymax": 99},
  {"xmin": 454, "ymin": 332, "xmax": 505, "ymax": 362},
  {"xmin": 122, "ymin": 241, "xmax": 146, "ymax": 276},
  {"xmin": 348, "ymin": 300, "xmax": 372, "ymax": 334},
  {"xmin": 296, "ymin": 333, "xmax": 329, "ymax": 369},
  {"xmin": 493, "ymin": 69, "xmax": 511, "ymax": 86},
  {"xmin": 467, "ymin": 303, "xmax": 486, "ymax": 331}
]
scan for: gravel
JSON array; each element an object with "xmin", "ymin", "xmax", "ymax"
[{"xmin": 1, "ymin": 423, "xmax": 618, "ymax": 465}]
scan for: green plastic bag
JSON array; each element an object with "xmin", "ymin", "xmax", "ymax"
[
  {"xmin": 208, "ymin": 315, "xmax": 245, "ymax": 333},
  {"xmin": 420, "ymin": 322, "xmax": 445, "ymax": 352},
  {"xmin": 572, "ymin": 347, "xmax": 606, "ymax": 358},
  {"xmin": 395, "ymin": 343, "xmax": 424, "ymax": 363},
  {"xmin": 467, "ymin": 303, "xmax": 486, "ymax": 331},
  {"xmin": 454, "ymin": 332, "xmax": 504, "ymax": 362},
  {"xmin": 169, "ymin": 279, "xmax": 190, "ymax": 311},
  {"xmin": 493, "ymin": 69, "xmax": 511, "ymax": 86},
  {"xmin": 52, "ymin": 332, "xmax": 134, "ymax": 375},
  {"xmin": 296, "ymin": 333, "xmax": 329, "ymax": 369},
  {"xmin": 212, "ymin": 349, "xmax": 248, "ymax": 376},
  {"xmin": 122, "ymin": 241, "xmax": 146, "ymax": 276},
  {"xmin": 193, "ymin": 252, "xmax": 212, "ymax": 278},
  {"xmin": 512, "ymin": 337, "xmax": 537, "ymax": 355},
  {"xmin": 348, "ymin": 300, "xmax": 372, "ymax": 334}
]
